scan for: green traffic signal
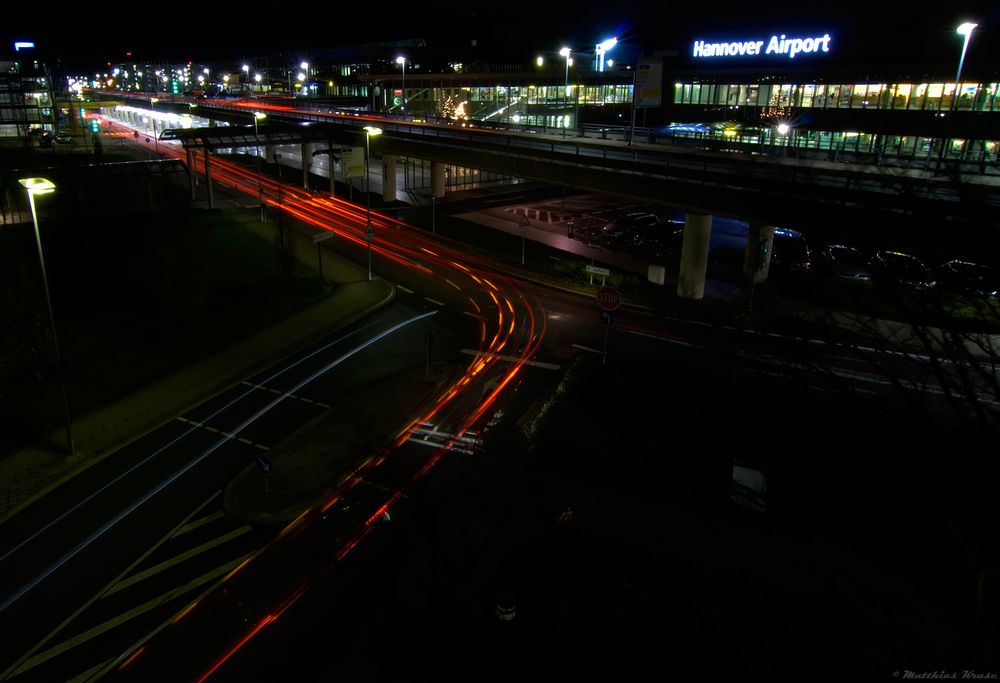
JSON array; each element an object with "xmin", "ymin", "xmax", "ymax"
[{"xmin": 757, "ymin": 240, "xmax": 770, "ymax": 272}]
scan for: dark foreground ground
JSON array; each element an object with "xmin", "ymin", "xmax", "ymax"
[
  {"xmin": 211, "ymin": 350, "xmax": 1000, "ymax": 683},
  {"xmin": 5, "ymin": 146, "xmax": 998, "ymax": 681}
]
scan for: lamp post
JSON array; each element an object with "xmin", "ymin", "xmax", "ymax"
[
  {"xmin": 937, "ymin": 21, "xmax": 978, "ymax": 172},
  {"xmin": 595, "ymin": 37, "xmax": 617, "ymax": 72},
  {"xmin": 19, "ymin": 177, "xmax": 75, "ymax": 457},
  {"xmin": 150, "ymin": 97, "xmax": 159, "ymax": 155},
  {"xmin": 363, "ymin": 125, "xmax": 383, "ymax": 281},
  {"xmin": 253, "ymin": 112, "xmax": 266, "ymax": 222},
  {"xmin": 559, "ymin": 47, "xmax": 571, "ymax": 137},
  {"xmin": 954, "ymin": 22, "xmax": 977, "ymax": 89},
  {"xmin": 396, "ymin": 56, "xmax": 406, "ymax": 112}
]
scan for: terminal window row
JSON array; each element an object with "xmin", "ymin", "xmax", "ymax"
[{"xmin": 675, "ymin": 82, "xmax": 1000, "ymax": 112}]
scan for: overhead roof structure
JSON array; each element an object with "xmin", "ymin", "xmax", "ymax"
[{"xmin": 158, "ymin": 121, "xmax": 360, "ymax": 150}]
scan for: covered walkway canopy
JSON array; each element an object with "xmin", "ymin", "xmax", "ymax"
[{"xmin": 158, "ymin": 121, "xmax": 359, "ymax": 151}]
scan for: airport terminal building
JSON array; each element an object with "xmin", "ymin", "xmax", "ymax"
[
  {"xmin": 664, "ymin": 21, "xmax": 999, "ymax": 169},
  {"xmin": 81, "ymin": 17, "xmax": 999, "ymax": 172}
]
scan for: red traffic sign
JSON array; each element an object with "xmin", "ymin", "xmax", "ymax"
[{"xmin": 596, "ymin": 286, "xmax": 622, "ymax": 311}]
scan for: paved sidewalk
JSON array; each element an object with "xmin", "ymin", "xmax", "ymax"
[{"xmin": 0, "ymin": 252, "xmax": 394, "ymax": 523}]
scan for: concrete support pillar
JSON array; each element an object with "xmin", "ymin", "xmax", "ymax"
[
  {"xmin": 328, "ymin": 140, "xmax": 337, "ymax": 194},
  {"xmin": 743, "ymin": 224, "xmax": 776, "ymax": 284},
  {"xmin": 204, "ymin": 149, "xmax": 214, "ymax": 209},
  {"xmin": 301, "ymin": 143, "xmax": 314, "ymax": 189},
  {"xmin": 186, "ymin": 149, "xmax": 196, "ymax": 200},
  {"xmin": 677, "ymin": 212, "xmax": 713, "ymax": 300},
  {"xmin": 264, "ymin": 145, "xmax": 275, "ymax": 165},
  {"xmin": 382, "ymin": 154, "xmax": 397, "ymax": 202},
  {"xmin": 431, "ymin": 161, "xmax": 446, "ymax": 198}
]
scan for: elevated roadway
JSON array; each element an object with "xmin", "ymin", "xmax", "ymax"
[{"xmin": 98, "ymin": 93, "xmax": 1000, "ymax": 255}]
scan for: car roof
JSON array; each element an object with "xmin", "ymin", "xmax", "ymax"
[{"xmin": 773, "ymin": 227, "xmax": 804, "ymax": 239}]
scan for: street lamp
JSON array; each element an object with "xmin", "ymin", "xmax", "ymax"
[
  {"xmin": 19, "ymin": 177, "xmax": 75, "ymax": 457},
  {"xmin": 253, "ymin": 112, "xmax": 266, "ymax": 222},
  {"xmin": 150, "ymin": 97, "xmax": 159, "ymax": 155},
  {"xmin": 559, "ymin": 47, "xmax": 571, "ymax": 137},
  {"xmin": 595, "ymin": 37, "xmax": 617, "ymax": 72},
  {"xmin": 955, "ymin": 22, "xmax": 977, "ymax": 86},
  {"xmin": 938, "ymin": 21, "xmax": 978, "ymax": 171},
  {"xmin": 396, "ymin": 56, "xmax": 407, "ymax": 112},
  {"xmin": 363, "ymin": 125, "xmax": 382, "ymax": 281}
]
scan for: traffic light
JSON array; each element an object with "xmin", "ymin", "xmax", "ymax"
[
  {"xmin": 757, "ymin": 239, "xmax": 770, "ymax": 273},
  {"xmin": 89, "ymin": 119, "xmax": 100, "ymax": 133}
]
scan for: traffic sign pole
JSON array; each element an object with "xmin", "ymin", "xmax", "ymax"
[{"xmin": 599, "ymin": 309, "xmax": 615, "ymax": 365}]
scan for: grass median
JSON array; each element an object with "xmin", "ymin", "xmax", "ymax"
[{"xmin": 0, "ymin": 204, "xmax": 329, "ymax": 457}]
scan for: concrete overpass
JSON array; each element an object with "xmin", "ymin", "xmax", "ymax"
[{"xmin": 101, "ymin": 94, "xmax": 1000, "ymax": 299}]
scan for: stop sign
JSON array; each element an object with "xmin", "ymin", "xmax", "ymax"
[{"xmin": 596, "ymin": 286, "xmax": 622, "ymax": 311}]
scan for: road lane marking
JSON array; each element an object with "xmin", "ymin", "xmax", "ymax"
[
  {"xmin": 240, "ymin": 381, "xmax": 331, "ymax": 409},
  {"xmin": 173, "ymin": 510, "xmax": 226, "ymax": 537},
  {"xmin": 65, "ymin": 656, "xmax": 119, "ymax": 683},
  {"xmin": 460, "ymin": 348, "xmax": 561, "ymax": 370},
  {"xmin": 105, "ymin": 526, "xmax": 254, "ymax": 596},
  {"xmin": 0, "ymin": 491, "xmax": 224, "ymax": 679},
  {"xmin": 175, "ymin": 417, "xmax": 269, "ymax": 451},
  {"xmin": 8, "ymin": 555, "xmax": 252, "ymax": 677}
]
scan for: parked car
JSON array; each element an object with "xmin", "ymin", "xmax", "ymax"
[
  {"xmin": 642, "ymin": 224, "xmax": 686, "ymax": 262},
  {"xmin": 600, "ymin": 212, "xmax": 661, "ymax": 244},
  {"xmin": 628, "ymin": 218, "xmax": 684, "ymax": 249},
  {"xmin": 934, "ymin": 259, "xmax": 1000, "ymax": 300},
  {"xmin": 769, "ymin": 227, "xmax": 812, "ymax": 273},
  {"xmin": 869, "ymin": 250, "xmax": 937, "ymax": 290},
  {"xmin": 816, "ymin": 244, "xmax": 872, "ymax": 284}
]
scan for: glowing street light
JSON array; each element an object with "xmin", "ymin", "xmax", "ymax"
[
  {"xmin": 559, "ymin": 47, "xmax": 571, "ymax": 137},
  {"xmin": 955, "ymin": 22, "xmax": 977, "ymax": 90},
  {"xmin": 396, "ymin": 56, "xmax": 407, "ymax": 112},
  {"xmin": 938, "ymin": 21, "xmax": 979, "ymax": 171},
  {"xmin": 595, "ymin": 37, "xmax": 617, "ymax": 72},
  {"xmin": 18, "ymin": 177, "xmax": 75, "ymax": 457},
  {"xmin": 363, "ymin": 125, "xmax": 383, "ymax": 281},
  {"xmin": 253, "ymin": 112, "xmax": 266, "ymax": 222}
]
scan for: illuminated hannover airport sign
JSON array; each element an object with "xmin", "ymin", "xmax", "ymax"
[{"xmin": 693, "ymin": 33, "xmax": 832, "ymax": 60}]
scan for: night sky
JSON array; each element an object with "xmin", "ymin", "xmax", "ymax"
[{"xmin": 3, "ymin": 4, "xmax": 998, "ymax": 68}]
